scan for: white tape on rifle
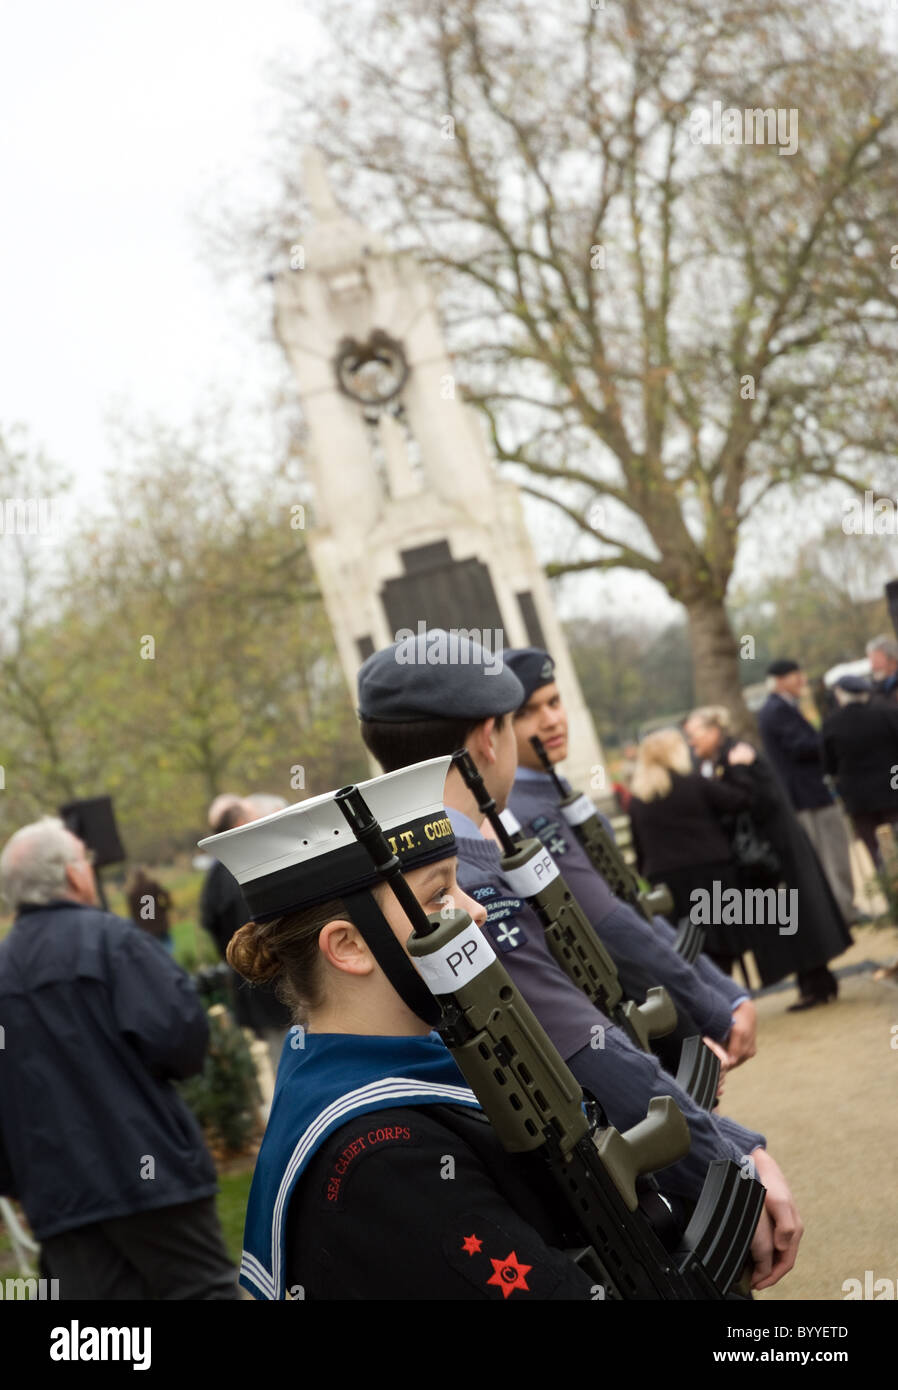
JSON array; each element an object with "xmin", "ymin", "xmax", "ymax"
[
  {"xmin": 499, "ymin": 807, "xmax": 522, "ymax": 836},
  {"xmin": 414, "ymin": 923, "xmax": 497, "ymax": 994},
  {"xmin": 562, "ymin": 794, "xmax": 595, "ymax": 827},
  {"xmin": 504, "ymin": 848, "xmax": 560, "ymax": 897}
]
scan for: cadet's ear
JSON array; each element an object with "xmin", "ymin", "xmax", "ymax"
[
  {"xmin": 469, "ymin": 717, "xmax": 498, "ymax": 766},
  {"xmin": 317, "ymin": 920, "xmax": 375, "ymax": 978}
]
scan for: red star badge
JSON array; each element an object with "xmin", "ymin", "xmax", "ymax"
[
  {"xmin": 462, "ymin": 1234, "xmax": 483, "ymax": 1256},
  {"xmin": 486, "ymin": 1250, "xmax": 532, "ymax": 1299}
]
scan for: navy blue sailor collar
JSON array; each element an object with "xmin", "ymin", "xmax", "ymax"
[{"xmin": 240, "ymin": 1029, "xmax": 480, "ymax": 1300}]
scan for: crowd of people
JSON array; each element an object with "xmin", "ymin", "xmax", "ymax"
[
  {"xmin": 0, "ymin": 628, "xmax": 893, "ymax": 1299},
  {"xmin": 625, "ymin": 639, "xmax": 898, "ymax": 1008}
]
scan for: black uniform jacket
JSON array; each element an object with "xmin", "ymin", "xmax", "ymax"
[
  {"xmin": 286, "ymin": 1102, "xmax": 597, "ymax": 1301},
  {"xmin": 822, "ymin": 701, "xmax": 898, "ymax": 815}
]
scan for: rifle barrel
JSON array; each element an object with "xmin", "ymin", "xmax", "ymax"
[
  {"xmin": 530, "ymin": 734, "xmax": 568, "ymax": 798},
  {"xmin": 451, "ymin": 748, "xmax": 519, "ymax": 855}
]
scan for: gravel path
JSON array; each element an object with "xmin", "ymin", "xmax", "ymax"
[{"xmin": 717, "ymin": 924, "xmax": 898, "ymax": 1302}]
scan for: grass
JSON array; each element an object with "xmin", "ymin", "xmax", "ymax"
[{"xmin": 215, "ymin": 1166, "xmax": 255, "ymax": 1266}]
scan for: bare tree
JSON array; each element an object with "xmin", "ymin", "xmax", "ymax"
[
  {"xmin": 0, "ymin": 427, "xmax": 84, "ymax": 822},
  {"xmin": 248, "ymin": 0, "xmax": 898, "ymax": 729}
]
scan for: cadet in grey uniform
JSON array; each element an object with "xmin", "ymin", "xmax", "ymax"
[{"xmin": 503, "ymin": 646, "xmax": 757, "ymax": 1071}]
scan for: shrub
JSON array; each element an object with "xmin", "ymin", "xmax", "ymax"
[{"xmin": 178, "ymin": 1005, "xmax": 262, "ymax": 1158}]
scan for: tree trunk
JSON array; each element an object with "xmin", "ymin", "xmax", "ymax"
[{"xmin": 684, "ymin": 594, "xmax": 756, "ymax": 738}]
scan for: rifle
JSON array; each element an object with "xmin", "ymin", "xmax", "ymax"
[
  {"xmin": 529, "ymin": 736, "xmax": 704, "ymax": 964},
  {"xmin": 672, "ymin": 916, "xmax": 707, "ymax": 965},
  {"xmin": 453, "ymin": 749, "xmax": 720, "ymax": 1111},
  {"xmin": 453, "ymin": 748, "xmax": 674, "ymax": 1052},
  {"xmin": 334, "ymin": 784, "xmax": 764, "ymax": 1300}
]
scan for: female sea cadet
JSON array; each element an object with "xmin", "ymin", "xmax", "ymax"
[{"xmin": 199, "ymin": 756, "xmax": 600, "ymax": 1301}]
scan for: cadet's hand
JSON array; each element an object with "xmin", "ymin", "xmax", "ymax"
[
  {"xmin": 748, "ymin": 1149, "xmax": 803, "ymax": 1290},
  {"xmin": 727, "ymin": 742, "xmax": 757, "ymax": 766},
  {"xmin": 748, "ymin": 1204, "xmax": 776, "ymax": 1286},
  {"xmin": 725, "ymin": 1000, "xmax": 757, "ymax": 1068},
  {"xmin": 701, "ymin": 1035, "xmax": 729, "ymax": 1100}
]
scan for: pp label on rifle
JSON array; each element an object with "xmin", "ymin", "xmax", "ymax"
[
  {"xmin": 414, "ymin": 924, "xmax": 497, "ymax": 994},
  {"xmin": 562, "ymin": 794, "xmax": 595, "ymax": 827},
  {"xmin": 504, "ymin": 849, "xmax": 560, "ymax": 897}
]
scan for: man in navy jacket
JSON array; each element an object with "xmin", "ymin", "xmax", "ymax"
[
  {"xmin": 0, "ymin": 816, "xmax": 239, "ymax": 1299},
  {"xmin": 758, "ymin": 660, "xmax": 856, "ymax": 925}
]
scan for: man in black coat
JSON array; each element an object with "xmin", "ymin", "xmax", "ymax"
[
  {"xmin": 0, "ymin": 816, "xmax": 239, "ymax": 1299},
  {"xmin": 758, "ymin": 659, "xmax": 857, "ymax": 926},
  {"xmin": 822, "ymin": 675, "xmax": 898, "ymax": 866}
]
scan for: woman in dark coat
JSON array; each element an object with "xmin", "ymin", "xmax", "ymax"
[
  {"xmin": 684, "ymin": 706, "xmax": 853, "ymax": 1010},
  {"xmin": 627, "ymin": 727, "xmax": 757, "ymax": 974}
]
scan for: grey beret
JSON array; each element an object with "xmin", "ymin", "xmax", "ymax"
[
  {"xmin": 358, "ymin": 628, "xmax": 525, "ymax": 722},
  {"xmin": 504, "ymin": 647, "xmax": 556, "ymax": 703}
]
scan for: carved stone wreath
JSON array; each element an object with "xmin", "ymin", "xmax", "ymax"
[{"xmin": 333, "ymin": 329, "xmax": 410, "ymax": 406}]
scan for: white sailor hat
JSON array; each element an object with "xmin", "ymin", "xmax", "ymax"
[{"xmin": 198, "ymin": 756, "xmax": 456, "ymax": 924}]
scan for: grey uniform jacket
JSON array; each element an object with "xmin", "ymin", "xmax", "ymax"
[
  {"xmin": 448, "ymin": 808, "xmax": 765, "ymax": 1203},
  {"xmin": 508, "ymin": 770, "xmax": 748, "ymax": 1040}
]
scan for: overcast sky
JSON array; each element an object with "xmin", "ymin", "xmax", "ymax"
[{"xmin": 1, "ymin": 2, "xmax": 888, "ymax": 631}]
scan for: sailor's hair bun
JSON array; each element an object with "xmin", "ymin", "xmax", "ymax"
[{"xmin": 227, "ymin": 920, "xmax": 281, "ymax": 985}]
